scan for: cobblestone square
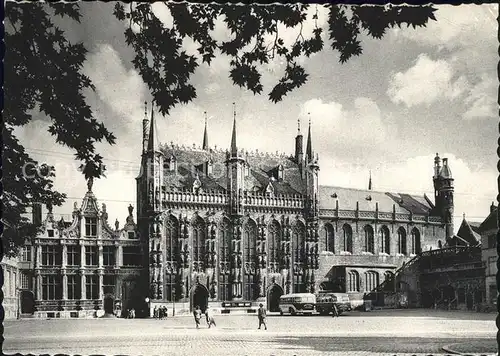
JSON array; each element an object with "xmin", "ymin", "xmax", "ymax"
[{"xmin": 2, "ymin": 310, "xmax": 496, "ymax": 355}]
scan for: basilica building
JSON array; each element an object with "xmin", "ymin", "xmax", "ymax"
[{"xmin": 137, "ymin": 105, "xmax": 453, "ymax": 314}]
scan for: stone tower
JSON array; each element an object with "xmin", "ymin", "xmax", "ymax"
[{"xmin": 433, "ymin": 153, "xmax": 455, "ymax": 242}]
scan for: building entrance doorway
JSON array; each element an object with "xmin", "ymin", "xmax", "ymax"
[
  {"xmin": 104, "ymin": 295, "xmax": 114, "ymax": 314},
  {"xmin": 20, "ymin": 290, "xmax": 35, "ymax": 314},
  {"xmin": 267, "ymin": 284, "xmax": 283, "ymax": 312},
  {"xmin": 191, "ymin": 285, "xmax": 209, "ymax": 312}
]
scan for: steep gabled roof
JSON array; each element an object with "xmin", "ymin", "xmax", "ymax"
[
  {"xmin": 479, "ymin": 207, "xmax": 498, "ymax": 233},
  {"xmin": 456, "ymin": 217, "xmax": 481, "ymax": 246},
  {"xmin": 318, "ymin": 186, "xmax": 434, "ymax": 215}
]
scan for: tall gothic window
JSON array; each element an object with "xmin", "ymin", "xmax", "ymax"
[
  {"xmin": 398, "ymin": 227, "xmax": 407, "ymax": 255},
  {"xmin": 192, "ymin": 217, "xmax": 206, "ymax": 269},
  {"xmin": 165, "ymin": 215, "xmax": 178, "ymax": 301},
  {"xmin": 165, "ymin": 215, "xmax": 179, "ymax": 262},
  {"xmin": 364, "ymin": 270, "xmax": 379, "ymax": 293},
  {"xmin": 293, "ymin": 221, "xmax": 306, "ymax": 293},
  {"xmin": 268, "ymin": 220, "xmax": 281, "ymax": 269},
  {"xmin": 364, "ymin": 225, "xmax": 375, "ymax": 253},
  {"xmin": 324, "ymin": 223, "xmax": 335, "ymax": 253},
  {"xmin": 411, "ymin": 228, "xmax": 421, "ymax": 255},
  {"xmin": 379, "ymin": 225, "xmax": 390, "ymax": 254},
  {"xmin": 347, "ymin": 270, "xmax": 360, "ymax": 292},
  {"xmin": 243, "ymin": 219, "xmax": 257, "ymax": 300},
  {"xmin": 219, "ymin": 218, "xmax": 231, "ymax": 301},
  {"xmin": 342, "ymin": 224, "xmax": 353, "ymax": 253}
]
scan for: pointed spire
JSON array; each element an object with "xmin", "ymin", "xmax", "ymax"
[
  {"xmin": 306, "ymin": 114, "xmax": 312, "ymax": 162},
  {"xmin": 297, "ymin": 117, "xmax": 301, "ymax": 135},
  {"xmin": 202, "ymin": 111, "xmax": 209, "ymax": 150},
  {"xmin": 230, "ymin": 102, "xmax": 238, "ymax": 156},
  {"xmin": 368, "ymin": 170, "xmax": 372, "ymax": 191},
  {"xmin": 147, "ymin": 102, "xmax": 158, "ymax": 152}
]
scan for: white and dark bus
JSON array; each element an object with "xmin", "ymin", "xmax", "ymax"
[{"xmin": 278, "ymin": 293, "xmax": 316, "ymax": 316}]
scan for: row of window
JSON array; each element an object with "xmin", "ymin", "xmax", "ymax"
[
  {"xmin": 324, "ymin": 224, "xmax": 422, "ymax": 256},
  {"xmin": 41, "ymin": 275, "xmax": 116, "ymax": 300},
  {"xmin": 37, "ymin": 246, "xmax": 141, "ymax": 267},
  {"xmin": 346, "ymin": 270, "xmax": 395, "ymax": 293},
  {"xmin": 40, "ymin": 218, "xmax": 136, "ymax": 239}
]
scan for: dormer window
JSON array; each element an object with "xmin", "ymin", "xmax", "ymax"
[
  {"xmin": 169, "ymin": 155, "xmax": 177, "ymax": 172},
  {"xmin": 85, "ymin": 217, "xmax": 98, "ymax": 237},
  {"xmin": 47, "ymin": 229, "xmax": 55, "ymax": 237},
  {"xmin": 331, "ymin": 193, "xmax": 337, "ymax": 198},
  {"xmin": 128, "ymin": 231, "xmax": 136, "ymax": 239},
  {"xmin": 245, "ymin": 163, "xmax": 250, "ymax": 177},
  {"xmin": 207, "ymin": 159, "xmax": 213, "ymax": 176},
  {"xmin": 366, "ymin": 195, "xmax": 372, "ymax": 201}
]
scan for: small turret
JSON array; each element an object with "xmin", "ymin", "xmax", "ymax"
[
  {"xmin": 142, "ymin": 101, "xmax": 149, "ymax": 154},
  {"xmin": 202, "ymin": 111, "xmax": 209, "ymax": 151},
  {"xmin": 433, "ymin": 154, "xmax": 454, "ymax": 242},
  {"xmin": 295, "ymin": 118, "xmax": 304, "ymax": 164}
]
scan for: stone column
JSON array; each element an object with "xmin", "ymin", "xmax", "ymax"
[
  {"xmin": 62, "ymin": 271, "xmax": 68, "ymax": 300},
  {"xmin": 35, "ymin": 245, "xmax": 41, "ymax": 268},
  {"xmin": 36, "ymin": 272, "xmax": 42, "ymax": 300},
  {"xmin": 80, "ymin": 244, "xmax": 86, "ymax": 267},
  {"xmin": 98, "ymin": 270, "xmax": 104, "ymax": 300},
  {"xmin": 117, "ymin": 245, "xmax": 123, "ymax": 267},
  {"xmin": 80, "ymin": 272, "xmax": 87, "ymax": 300},
  {"xmin": 62, "ymin": 244, "xmax": 68, "ymax": 268},
  {"xmin": 98, "ymin": 244, "xmax": 104, "ymax": 267}
]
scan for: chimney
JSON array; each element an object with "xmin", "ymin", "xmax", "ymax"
[{"xmin": 32, "ymin": 203, "xmax": 42, "ymax": 226}]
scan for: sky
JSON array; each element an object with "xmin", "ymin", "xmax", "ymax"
[{"xmin": 14, "ymin": 3, "xmax": 498, "ymax": 233}]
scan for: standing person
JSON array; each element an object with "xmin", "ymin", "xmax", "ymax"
[
  {"xmin": 193, "ymin": 305, "xmax": 202, "ymax": 329},
  {"xmin": 153, "ymin": 306, "xmax": 158, "ymax": 319},
  {"xmin": 257, "ymin": 303, "xmax": 267, "ymax": 330},
  {"xmin": 205, "ymin": 308, "xmax": 216, "ymax": 328}
]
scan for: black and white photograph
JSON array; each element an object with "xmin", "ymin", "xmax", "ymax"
[{"xmin": 2, "ymin": 1, "xmax": 499, "ymax": 355}]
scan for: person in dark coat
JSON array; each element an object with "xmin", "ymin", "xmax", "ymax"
[
  {"xmin": 332, "ymin": 303, "xmax": 339, "ymax": 317},
  {"xmin": 257, "ymin": 303, "xmax": 267, "ymax": 330},
  {"xmin": 193, "ymin": 305, "xmax": 202, "ymax": 328}
]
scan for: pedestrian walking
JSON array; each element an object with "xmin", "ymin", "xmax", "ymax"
[
  {"xmin": 153, "ymin": 306, "xmax": 158, "ymax": 319},
  {"xmin": 332, "ymin": 303, "xmax": 339, "ymax": 318},
  {"xmin": 257, "ymin": 303, "xmax": 267, "ymax": 330},
  {"xmin": 163, "ymin": 306, "xmax": 168, "ymax": 318},
  {"xmin": 193, "ymin": 305, "xmax": 202, "ymax": 329},
  {"xmin": 205, "ymin": 308, "xmax": 216, "ymax": 328}
]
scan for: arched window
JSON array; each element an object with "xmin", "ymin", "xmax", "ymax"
[
  {"xmin": 364, "ymin": 225, "xmax": 374, "ymax": 253},
  {"xmin": 365, "ymin": 271, "xmax": 380, "ymax": 293},
  {"xmin": 384, "ymin": 271, "xmax": 395, "ymax": 292},
  {"xmin": 292, "ymin": 221, "xmax": 306, "ymax": 293},
  {"xmin": 411, "ymin": 228, "xmax": 421, "ymax": 255},
  {"xmin": 324, "ymin": 224, "xmax": 335, "ymax": 253},
  {"xmin": 164, "ymin": 215, "xmax": 178, "ymax": 301},
  {"xmin": 219, "ymin": 218, "xmax": 232, "ymax": 301},
  {"xmin": 398, "ymin": 227, "xmax": 407, "ymax": 255},
  {"xmin": 243, "ymin": 219, "xmax": 257, "ymax": 300},
  {"xmin": 379, "ymin": 225, "xmax": 390, "ymax": 254},
  {"xmin": 268, "ymin": 220, "xmax": 281, "ymax": 270},
  {"xmin": 192, "ymin": 217, "xmax": 206, "ymax": 267},
  {"xmin": 343, "ymin": 224, "xmax": 353, "ymax": 253},
  {"xmin": 347, "ymin": 270, "xmax": 360, "ymax": 292}
]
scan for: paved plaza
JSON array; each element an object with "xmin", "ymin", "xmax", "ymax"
[{"xmin": 2, "ymin": 309, "xmax": 497, "ymax": 356}]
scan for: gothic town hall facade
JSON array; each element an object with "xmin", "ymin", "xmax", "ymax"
[{"xmin": 137, "ymin": 106, "xmax": 453, "ymax": 314}]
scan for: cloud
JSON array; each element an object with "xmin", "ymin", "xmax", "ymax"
[
  {"xmin": 387, "ymin": 54, "xmax": 468, "ymax": 107},
  {"xmin": 463, "ymin": 74, "xmax": 497, "ymax": 120},
  {"xmin": 301, "ymin": 97, "xmax": 390, "ymax": 153},
  {"xmin": 83, "ymin": 43, "xmax": 148, "ymax": 132},
  {"xmin": 392, "ymin": 4, "xmax": 497, "ymax": 52}
]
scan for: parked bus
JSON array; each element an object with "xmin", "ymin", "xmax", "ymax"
[
  {"xmin": 315, "ymin": 292, "xmax": 351, "ymax": 315},
  {"xmin": 279, "ymin": 293, "xmax": 316, "ymax": 316}
]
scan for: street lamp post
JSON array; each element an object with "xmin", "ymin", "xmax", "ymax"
[
  {"xmin": 145, "ymin": 297, "xmax": 150, "ymax": 318},
  {"xmin": 173, "ymin": 288, "xmax": 176, "ymax": 317}
]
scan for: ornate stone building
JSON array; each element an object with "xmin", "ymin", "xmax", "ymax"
[
  {"xmin": 18, "ymin": 182, "xmax": 143, "ymax": 318},
  {"xmin": 137, "ymin": 105, "xmax": 453, "ymax": 314}
]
